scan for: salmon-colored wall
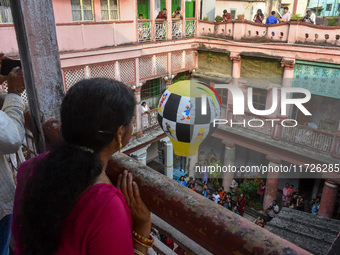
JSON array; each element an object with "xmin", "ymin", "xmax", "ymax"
[{"xmin": 52, "ymin": 0, "xmax": 73, "ymax": 23}]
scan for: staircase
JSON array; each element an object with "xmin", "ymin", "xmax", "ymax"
[{"xmin": 265, "ymin": 207, "xmax": 340, "ymax": 255}]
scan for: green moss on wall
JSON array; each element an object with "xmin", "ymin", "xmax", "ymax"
[{"xmin": 198, "ymin": 51, "xmax": 232, "ymax": 76}]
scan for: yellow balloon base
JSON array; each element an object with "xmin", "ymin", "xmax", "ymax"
[{"xmin": 169, "ymin": 138, "xmax": 201, "ymax": 157}]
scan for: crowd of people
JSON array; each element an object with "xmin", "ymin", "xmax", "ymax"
[
  {"xmin": 138, "ymin": 6, "xmax": 184, "ymax": 21},
  {"xmin": 221, "ymin": 8, "xmax": 317, "ymax": 25}
]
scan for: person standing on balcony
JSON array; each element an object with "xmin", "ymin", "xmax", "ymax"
[
  {"xmin": 172, "ymin": 7, "xmax": 183, "ymax": 39},
  {"xmin": 141, "ymin": 102, "xmax": 150, "ymax": 129},
  {"xmin": 172, "ymin": 7, "xmax": 183, "ymax": 19},
  {"xmin": 236, "ymin": 193, "xmax": 247, "ymax": 216},
  {"xmin": 266, "ymin": 11, "xmax": 278, "ymax": 24},
  {"xmin": 156, "ymin": 8, "xmax": 167, "ymax": 19},
  {"xmin": 279, "ymin": 7, "xmax": 291, "ymax": 22},
  {"xmin": 303, "ymin": 10, "xmax": 316, "ymax": 24},
  {"xmin": 0, "ymin": 53, "xmax": 25, "ymax": 255},
  {"xmin": 222, "ymin": 10, "xmax": 232, "ymax": 22},
  {"xmin": 11, "ymin": 78, "xmax": 154, "ymax": 255},
  {"xmin": 253, "ymin": 9, "xmax": 264, "ymax": 23}
]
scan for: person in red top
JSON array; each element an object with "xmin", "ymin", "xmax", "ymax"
[
  {"xmin": 223, "ymin": 10, "xmax": 232, "ymax": 22},
  {"xmin": 237, "ymin": 193, "xmax": 247, "ymax": 216},
  {"xmin": 11, "ymin": 78, "xmax": 152, "ymax": 255},
  {"xmin": 156, "ymin": 8, "xmax": 167, "ymax": 19},
  {"xmin": 253, "ymin": 9, "xmax": 264, "ymax": 23}
]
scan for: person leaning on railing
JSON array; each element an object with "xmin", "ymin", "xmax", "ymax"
[
  {"xmin": 11, "ymin": 78, "xmax": 153, "ymax": 255},
  {"xmin": 0, "ymin": 53, "xmax": 25, "ymax": 255},
  {"xmin": 302, "ymin": 10, "xmax": 316, "ymax": 24}
]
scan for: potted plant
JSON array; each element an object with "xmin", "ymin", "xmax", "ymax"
[
  {"xmin": 214, "ymin": 15, "xmax": 223, "ymax": 22},
  {"xmin": 203, "ymin": 16, "xmax": 209, "ymax": 21},
  {"xmin": 254, "ymin": 201, "xmax": 263, "ymax": 211},
  {"xmin": 237, "ymin": 14, "xmax": 245, "ymax": 20}
]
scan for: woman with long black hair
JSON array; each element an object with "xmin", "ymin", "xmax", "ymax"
[{"xmin": 11, "ymin": 78, "xmax": 152, "ymax": 255}]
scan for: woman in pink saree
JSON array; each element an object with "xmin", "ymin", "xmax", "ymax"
[
  {"xmin": 282, "ymin": 183, "xmax": 290, "ymax": 207},
  {"xmin": 11, "ymin": 78, "xmax": 152, "ymax": 255}
]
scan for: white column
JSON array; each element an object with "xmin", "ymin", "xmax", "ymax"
[
  {"xmin": 132, "ymin": 145, "xmax": 151, "ymax": 165},
  {"xmin": 189, "ymin": 153, "xmax": 199, "ymax": 179},
  {"xmin": 166, "ymin": 0, "xmax": 172, "ymax": 40},
  {"xmin": 134, "ymin": 88, "xmax": 142, "ymax": 132},
  {"xmin": 161, "ymin": 137, "xmax": 174, "ymax": 179},
  {"xmin": 222, "ymin": 141, "xmax": 236, "ymax": 192}
]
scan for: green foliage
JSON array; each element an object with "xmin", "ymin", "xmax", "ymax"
[
  {"xmin": 239, "ymin": 180, "xmax": 259, "ymax": 201},
  {"xmin": 237, "ymin": 14, "xmax": 244, "ymax": 18},
  {"xmin": 203, "ymin": 16, "xmax": 209, "ymax": 21},
  {"xmin": 171, "ymin": 71, "xmax": 191, "ymax": 84},
  {"xmin": 291, "ymin": 14, "xmax": 302, "ymax": 20},
  {"xmin": 215, "ymin": 15, "xmax": 223, "ymax": 22},
  {"xmin": 327, "ymin": 18, "xmax": 337, "ymax": 26},
  {"xmin": 208, "ymin": 52, "xmax": 213, "ymax": 61}
]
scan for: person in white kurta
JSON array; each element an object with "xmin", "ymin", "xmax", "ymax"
[{"xmin": 141, "ymin": 102, "xmax": 150, "ymax": 129}]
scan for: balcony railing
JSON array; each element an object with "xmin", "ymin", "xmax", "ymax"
[
  {"xmin": 198, "ymin": 20, "xmax": 340, "ymax": 47},
  {"xmin": 155, "ymin": 20, "xmax": 167, "ymax": 41},
  {"xmin": 141, "ymin": 108, "xmax": 158, "ymax": 131},
  {"xmin": 226, "ymin": 105, "xmax": 340, "ymax": 159},
  {"xmin": 172, "ymin": 19, "xmax": 182, "ymax": 39},
  {"xmin": 185, "ymin": 18, "xmax": 196, "ymax": 38},
  {"xmin": 282, "ymin": 122, "xmax": 335, "ymax": 153},
  {"xmin": 138, "ymin": 20, "xmax": 152, "ymax": 42}
]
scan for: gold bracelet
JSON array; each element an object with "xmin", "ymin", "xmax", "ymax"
[
  {"xmin": 133, "ymin": 237, "xmax": 153, "ymax": 248},
  {"xmin": 134, "ymin": 249, "xmax": 145, "ymax": 255},
  {"xmin": 132, "ymin": 230, "xmax": 154, "ymax": 246}
]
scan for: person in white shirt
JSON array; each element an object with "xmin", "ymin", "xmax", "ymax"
[
  {"xmin": 0, "ymin": 53, "xmax": 25, "ymax": 255},
  {"xmin": 279, "ymin": 7, "xmax": 291, "ymax": 22},
  {"xmin": 212, "ymin": 190, "xmax": 220, "ymax": 204},
  {"xmin": 266, "ymin": 200, "xmax": 280, "ymax": 220},
  {"xmin": 303, "ymin": 10, "xmax": 316, "ymax": 24},
  {"xmin": 140, "ymin": 102, "xmax": 150, "ymax": 129}
]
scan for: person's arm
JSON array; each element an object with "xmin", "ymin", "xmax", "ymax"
[
  {"xmin": 311, "ymin": 14, "xmax": 316, "ymax": 24},
  {"xmin": 0, "ymin": 67, "xmax": 25, "ymax": 154},
  {"xmin": 172, "ymin": 12, "xmax": 176, "ymax": 18},
  {"xmin": 253, "ymin": 15, "xmax": 257, "ymax": 22},
  {"xmin": 117, "ymin": 171, "xmax": 152, "ymax": 255}
]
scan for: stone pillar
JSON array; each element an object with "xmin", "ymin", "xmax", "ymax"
[
  {"xmin": 263, "ymin": 155, "xmax": 281, "ymax": 210},
  {"xmin": 230, "ymin": 53, "xmax": 241, "ymax": 80},
  {"xmin": 150, "ymin": 0, "xmax": 155, "ymax": 41},
  {"xmin": 228, "ymin": 53, "xmax": 241, "ymax": 116},
  {"xmin": 161, "ymin": 137, "xmax": 174, "ymax": 179},
  {"xmin": 166, "ymin": 0, "xmax": 172, "ymax": 40},
  {"xmin": 222, "ymin": 141, "xmax": 235, "ymax": 192},
  {"xmin": 319, "ymin": 180, "xmax": 338, "ymax": 218},
  {"xmin": 134, "ymin": 88, "xmax": 142, "ymax": 132},
  {"xmin": 189, "ymin": 153, "xmax": 199, "ymax": 179},
  {"xmin": 181, "ymin": 0, "xmax": 186, "ymax": 38},
  {"xmin": 132, "ymin": 145, "xmax": 150, "ymax": 165},
  {"xmin": 280, "ymin": 59, "xmax": 296, "ymax": 117}
]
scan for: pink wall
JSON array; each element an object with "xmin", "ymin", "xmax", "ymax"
[
  {"xmin": 0, "ymin": 26, "xmax": 18, "ymax": 56},
  {"xmin": 52, "ymin": 0, "xmax": 73, "ymax": 24},
  {"xmin": 199, "ymin": 20, "xmax": 340, "ymax": 46}
]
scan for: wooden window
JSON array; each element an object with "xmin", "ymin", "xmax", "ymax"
[
  {"xmin": 326, "ymin": 4, "xmax": 332, "ymax": 11},
  {"xmin": 215, "ymin": 88, "xmax": 228, "ymax": 106},
  {"xmin": 251, "ymin": 88, "xmax": 267, "ymax": 111},
  {"xmin": 101, "ymin": 0, "xmax": 119, "ymax": 20},
  {"xmin": 0, "ymin": 0, "xmax": 12, "ymax": 24},
  {"xmin": 71, "ymin": 0, "xmax": 94, "ymax": 22},
  {"xmin": 141, "ymin": 79, "xmax": 161, "ymax": 100}
]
